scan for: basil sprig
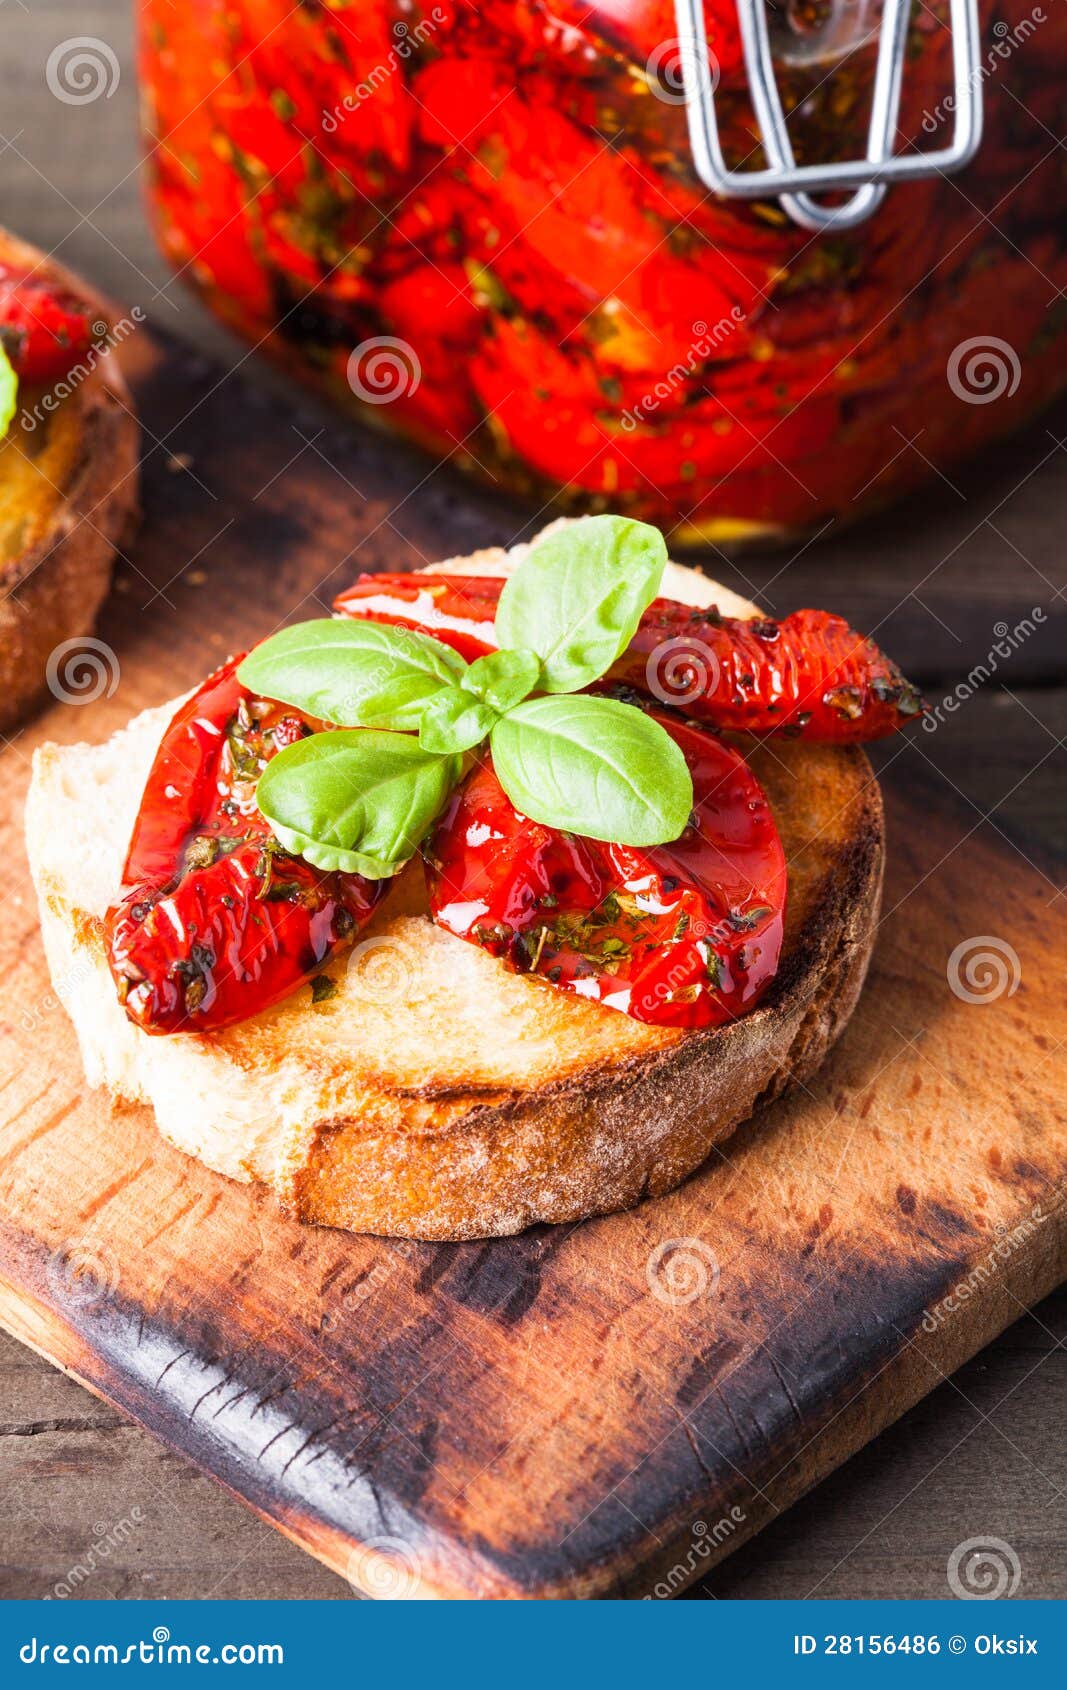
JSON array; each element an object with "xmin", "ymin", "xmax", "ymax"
[
  {"xmin": 495, "ymin": 516, "xmax": 667, "ymax": 693},
  {"xmin": 255, "ymin": 732, "xmax": 460, "ymax": 879},
  {"xmin": 238, "ymin": 515, "xmax": 694, "ymax": 875},
  {"xmin": 490, "ymin": 694, "xmax": 692, "ymax": 846},
  {"xmin": 237, "ymin": 619, "xmax": 465, "ymax": 730},
  {"xmin": 461, "ymin": 648, "xmax": 541, "ymax": 713}
]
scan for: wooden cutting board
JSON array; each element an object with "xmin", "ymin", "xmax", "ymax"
[{"xmin": 0, "ymin": 331, "xmax": 1064, "ymax": 1600}]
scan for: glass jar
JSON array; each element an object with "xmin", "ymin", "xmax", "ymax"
[{"xmin": 138, "ymin": 1, "xmax": 1066, "ymax": 546}]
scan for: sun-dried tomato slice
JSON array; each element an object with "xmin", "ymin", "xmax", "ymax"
[
  {"xmin": 335, "ymin": 574, "xmax": 924, "ymax": 739},
  {"xmin": 425, "ymin": 711, "xmax": 786, "ymax": 1028},
  {"xmin": 106, "ymin": 658, "xmax": 384, "ymax": 1034},
  {"xmin": 0, "ymin": 264, "xmax": 103, "ymax": 385}
]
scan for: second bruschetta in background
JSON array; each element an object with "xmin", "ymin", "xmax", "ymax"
[{"xmin": 0, "ymin": 229, "xmax": 139, "ymax": 733}]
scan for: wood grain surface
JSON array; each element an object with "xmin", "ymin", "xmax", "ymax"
[
  {"xmin": 0, "ymin": 325, "xmax": 1064, "ymax": 1600},
  {"xmin": 2, "ymin": 0, "xmax": 1065, "ymax": 1597}
]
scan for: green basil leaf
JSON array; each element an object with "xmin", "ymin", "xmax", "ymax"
[
  {"xmin": 255, "ymin": 730, "xmax": 460, "ymax": 878},
  {"xmin": 461, "ymin": 648, "xmax": 541, "ymax": 713},
  {"xmin": 238, "ymin": 620, "xmax": 466, "ymax": 730},
  {"xmin": 418, "ymin": 687, "xmax": 497, "ymax": 755},
  {"xmin": 0, "ymin": 344, "xmax": 18, "ymax": 438},
  {"xmin": 494, "ymin": 516, "xmax": 668, "ymax": 694},
  {"xmin": 489, "ymin": 694, "xmax": 693, "ymax": 847}
]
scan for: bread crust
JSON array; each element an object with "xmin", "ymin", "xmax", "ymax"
[
  {"xmin": 0, "ymin": 229, "xmax": 140, "ymax": 733},
  {"xmin": 26, "ymin": 535, "xmax": 884, "ymax": 1241},
  {"xmin": 291, "ymin": 785, "xmax": 882, "ymax": 1237}
]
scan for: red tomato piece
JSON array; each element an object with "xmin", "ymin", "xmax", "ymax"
[
  {"xmin": 334, "ymin": 575, "xmax": 925, "ymax": 739},
  {"xmin": 333, "ymin": 573, "xmax": 500, "ymax": 661},
  {"xmin": 0, "ymin": 265, "xmax": 102, "ymax": 385},
  {"xmin": 425, "ymin": 712, "xmax": 786, "ymax": 1028},
  {"xmin": 106, "ymin": 657, "xmax": 385, "ymax": 1034}
]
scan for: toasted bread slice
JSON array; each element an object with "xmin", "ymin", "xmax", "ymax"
[
  {"xmin": 0, "ymin": 229, "xmax": 139, "ymax": 733},
  {"xmin": 26, "ymin": 532, "xmax": 883, "ymax": 1240}
]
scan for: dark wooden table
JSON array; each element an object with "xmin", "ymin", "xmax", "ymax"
[{"xmin": 1, "ymin": 0, "xmax": 1064, "ymax": 1601}]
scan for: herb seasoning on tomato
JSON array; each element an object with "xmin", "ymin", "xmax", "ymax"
[
  {"xmin": 334, "ymin": 573, "xmax": 924, "ymax": 740},
  {"xmin": 107, "ymin": 516, "xmax": 923, "ymax": 1038},
  {"xmin": 106, "ymin": 658, "xmax": 385, "ymax": 1034},
  {"xmin": 426, "ymin": 713, "xmax": 786, "ymax": 1027}
]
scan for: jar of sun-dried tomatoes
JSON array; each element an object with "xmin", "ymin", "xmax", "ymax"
[{"xmin": 139, "ymin": 1, "xmax": 1065, "ymax": 545}]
